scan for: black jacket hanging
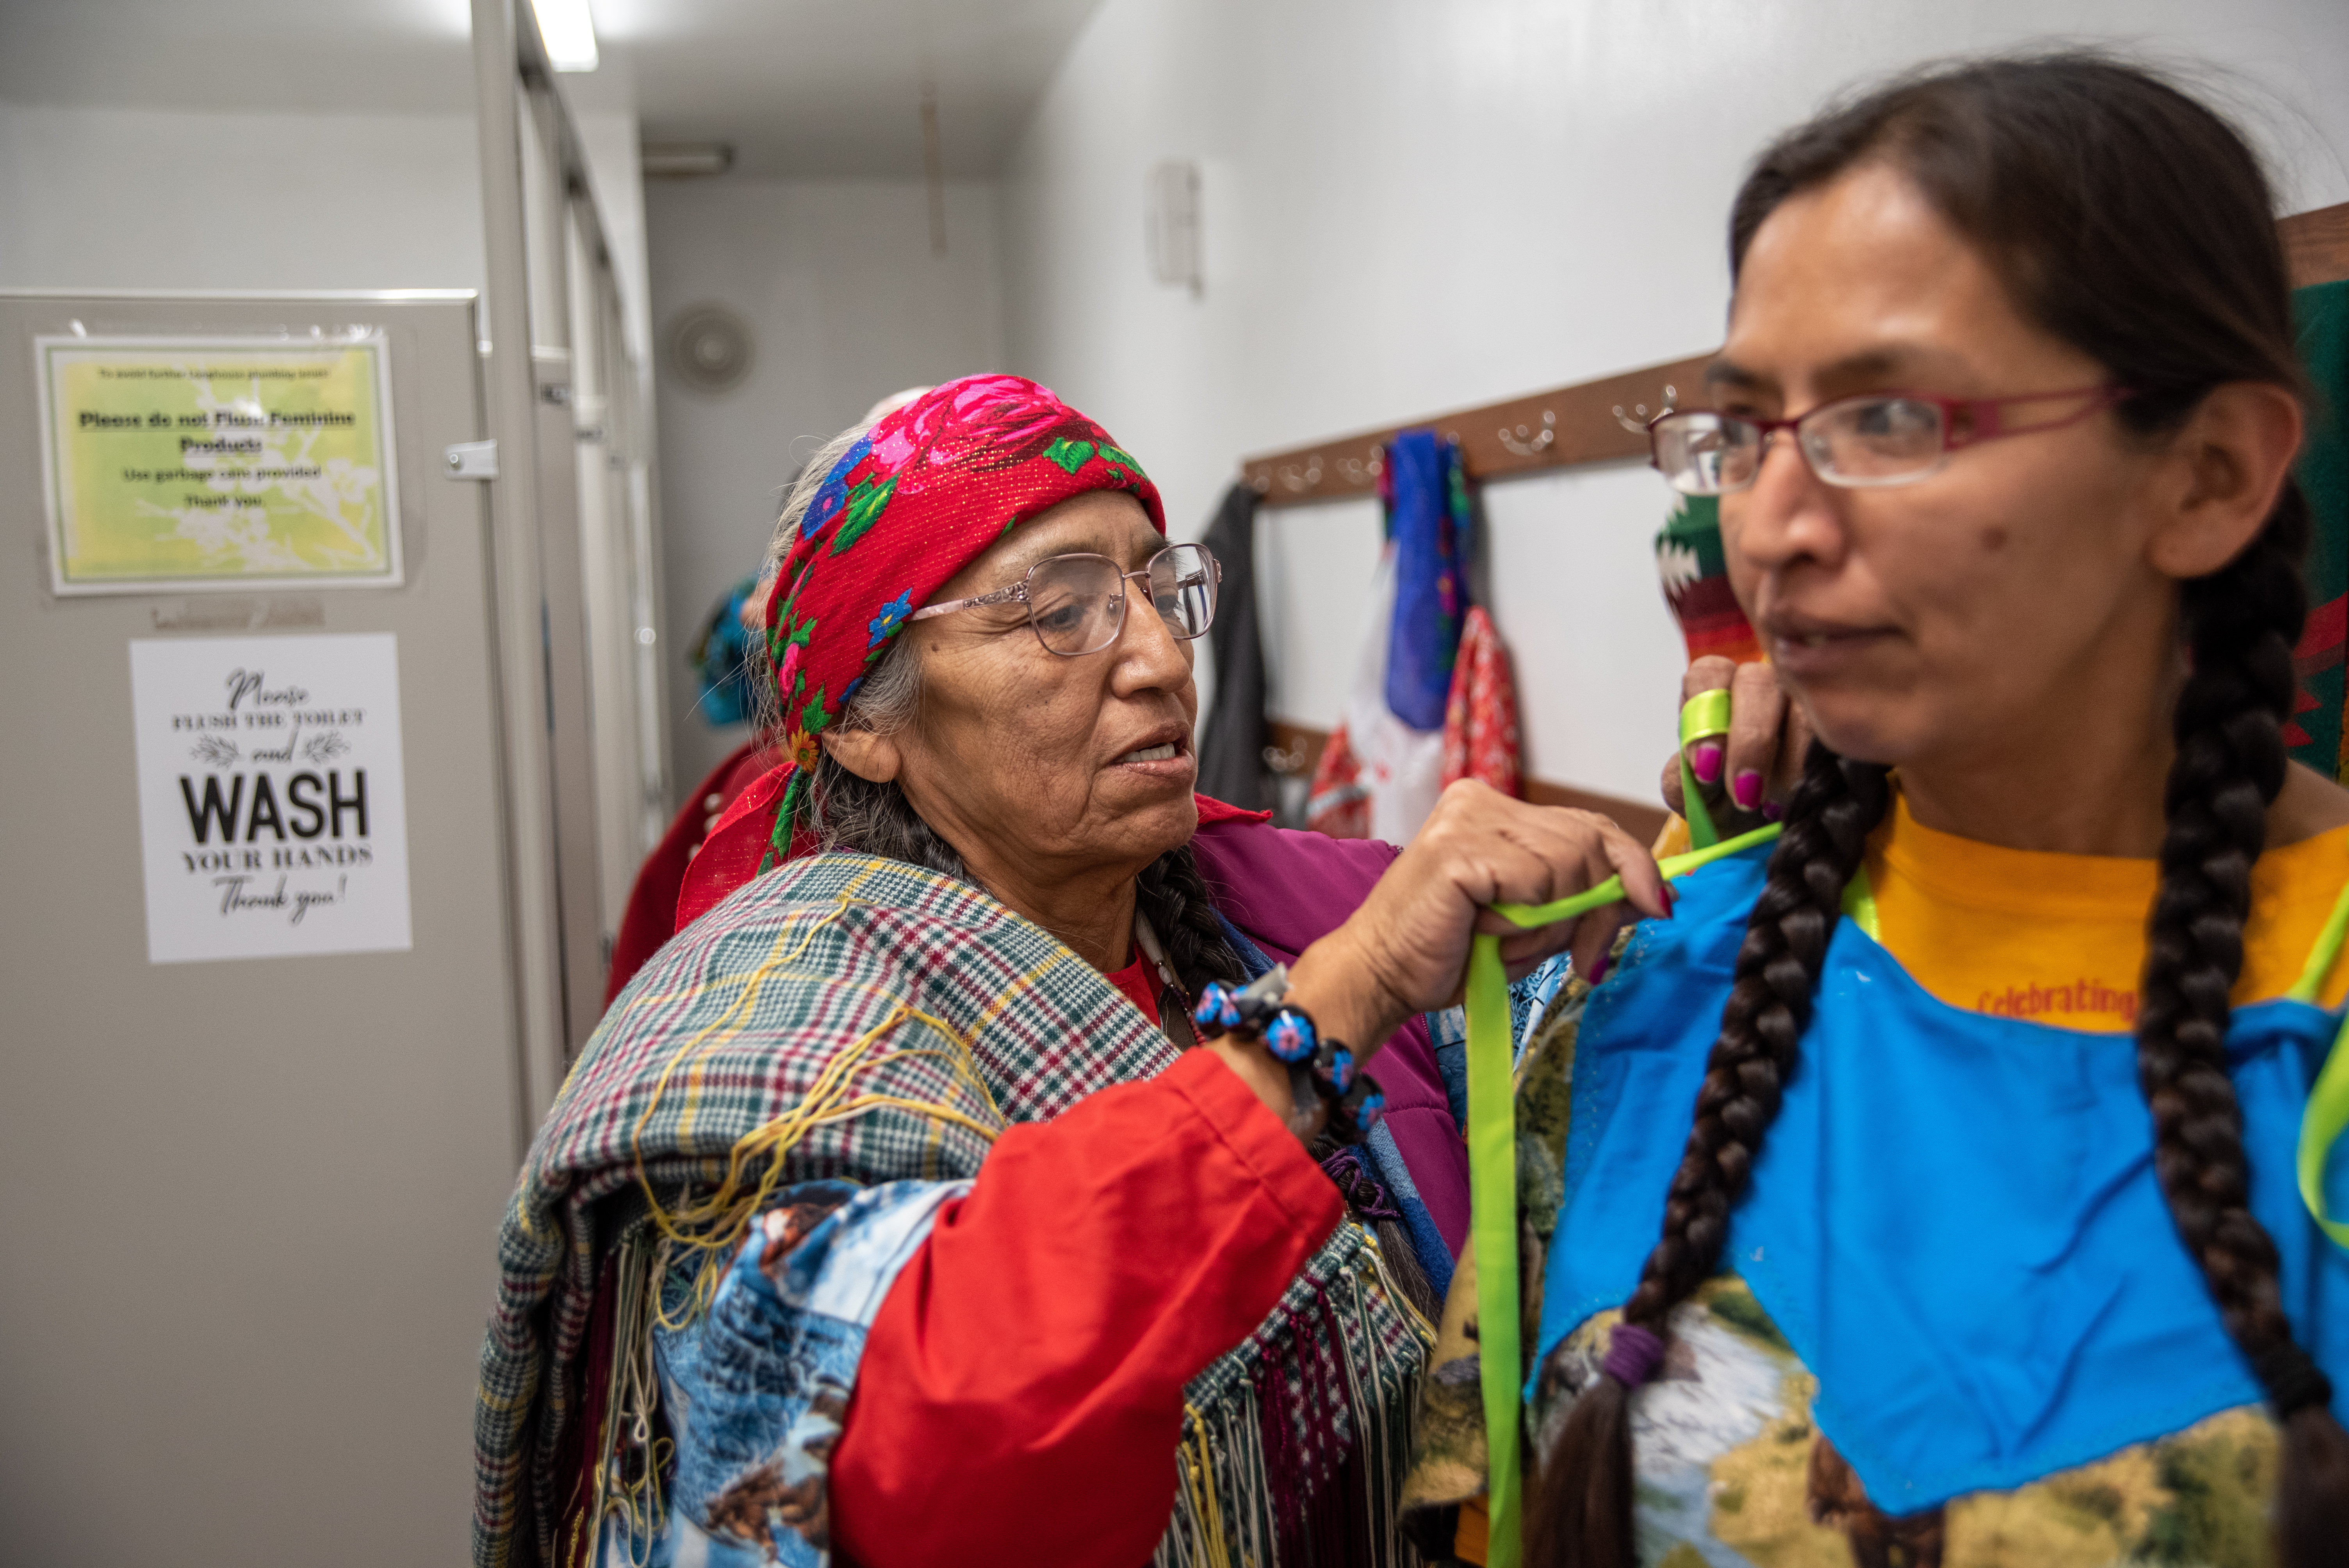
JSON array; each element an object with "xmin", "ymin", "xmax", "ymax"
[{"xmin": 1195, "ymin": 481, "xmax": 1273, "ymax": 811}]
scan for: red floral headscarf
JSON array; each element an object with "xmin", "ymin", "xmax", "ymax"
[{"xmin": 675, "ymin": 374, "xmax": 1165, "ymax": 932}]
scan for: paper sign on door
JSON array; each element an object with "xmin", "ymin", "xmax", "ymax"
[{"xmin": 129, "ymin": 633, "xmax": 412, "ymax": 963}]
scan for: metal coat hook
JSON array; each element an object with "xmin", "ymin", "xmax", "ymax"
[
  {"xmin": 1262, "ymin": 738, "xmax": 1313, "ymax": 777},
  {"xmin": 1496, "ymin": 409, "xmax": 1556, "ymax": 458},
  {"xmin": 1276, "ymin": 455, "xmax": 1324, "ymax": 493},
  {"xmin": 1611, "ymin": 383, "xmax": 1678, "ymax": 433},
  {"xmin": 1335, "ymin": 446, "xmax": 1383, "ymax": 486}
]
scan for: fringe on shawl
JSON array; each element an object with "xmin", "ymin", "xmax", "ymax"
[
  {"xmin": 574, "ymin": 1218, "xmax": 1433, "ymax": 1568},
  {"xmin": 1153, "ymin": 1222, "xmax": 1436, "ymax": 1568}
]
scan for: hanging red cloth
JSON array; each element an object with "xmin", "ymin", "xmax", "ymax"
[
  {"xmin": 1440, "ymin": 605, "xmax": 1520, "ymax": 797},
  {"xmin": 1304, "ymin": 725, "xmax": 1371, "ymax": 838}
]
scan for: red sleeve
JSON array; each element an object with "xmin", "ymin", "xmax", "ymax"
[
  {"xmin": 830, "ymin": 1049, "xmax": 1342, "ymax": 1568},
  {"xmin": 602, "ymin": 741, "xmax": 763, "ymax": 1008}
]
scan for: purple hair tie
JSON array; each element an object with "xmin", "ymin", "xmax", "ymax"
[
  {"xmin": 1318, "ymin": 1147, "xmax": 1404, "ymax": 1222},
  {"xmin": 1601, "ymin": 1322, "xmax": 1666, "ymax": 1388}
]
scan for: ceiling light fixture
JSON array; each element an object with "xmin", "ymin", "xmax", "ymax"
[
  {"xmin": 641, "ymin": 143, "xmax": 735, "ymax": 179},
  {"xmin": 530, "ymin": 0, "xmax": 599, "ymax": 73}
]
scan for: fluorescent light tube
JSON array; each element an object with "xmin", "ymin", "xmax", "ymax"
[{"xmin": 531, "ymin": 0, "xmax": 598, "ymax": 72}]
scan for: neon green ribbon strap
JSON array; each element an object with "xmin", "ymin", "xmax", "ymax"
[
  {"xmin": 2305, "ymin": 1028, "xmax": 2349, "ymax": 1249},
  {"xmin": 2288, "ymin": 875, "xmax": 2349, "ymax": 1249},
  {"xmin": 1464, "ymin": 933, "xmax": 1522, "ymax": 1567},
  {"xmin": 1463, "ymin": 817, "xmax": 1786, "ymax": 1568},
  {"xmin": 1677, "ymin": 688, "xmax": 1733, "ymax": 852},
  {"xmin": 1490, "ymin": 823, "xmax": 1785, "ymax": 930}
]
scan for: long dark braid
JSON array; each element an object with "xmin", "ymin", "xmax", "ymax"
[
  {"xmin": 1135, "ymin": 842, "xmax": 1248, "ymax": 1001},
  {"xmin": 2145, "ymin": 486, "xmax": 2349, "ymax": 1563},
  {"xmin": 1529, "ymin": 745, "xmax": 1888, "ymax": 1563},
  {"xmin": 1535, "ymin": 53, "xmax": 2348, "ymax": 1566}
]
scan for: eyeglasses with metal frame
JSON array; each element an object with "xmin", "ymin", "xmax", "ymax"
[{"xmin": 909, "ymin": 541, "xmax": 1221, "ymax": 657}]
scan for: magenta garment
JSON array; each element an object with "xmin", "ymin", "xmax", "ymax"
[{"xmin": 1190, "ymin": 817, "xmax": 1470, "ymax": 1256}]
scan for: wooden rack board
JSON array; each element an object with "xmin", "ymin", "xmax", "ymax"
[
  {"xmin": 1241, "ymin": 353, "xmax": 1709, "ymax": 508},
  {"xmin": 2283, "ymin": 201, "xmax": 2349, "ymax": 294}
]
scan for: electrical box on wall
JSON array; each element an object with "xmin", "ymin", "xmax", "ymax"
[{"xmin": 1146, "ymin": 159, "xmax": 1202, "ymax": 295}]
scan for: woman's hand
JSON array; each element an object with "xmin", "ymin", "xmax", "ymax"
[
  {"xmin": 1281, "ymin": 780, "xmax": 1669, "ymax": 1060},
  {"xmin": 1660, "ymin": 656, "xmax": 1811, "ymax": 831}
]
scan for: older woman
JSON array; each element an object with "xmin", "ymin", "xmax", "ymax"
[{"xmin": 474, "ymin": 375, "xmax": 1661, "ymax": 1568}]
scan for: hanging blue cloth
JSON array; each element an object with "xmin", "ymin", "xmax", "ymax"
[
  {"xmin": 1382, "ymin": 429, "xmax": 1467, "ymax": 731},
  {"xmin": 692, "ymin": 575, "xmax": 763, "ymax": 727},
  {"xmin": 1536, "ymin": 845, "xmax": 2349, "ymax": 1516}
]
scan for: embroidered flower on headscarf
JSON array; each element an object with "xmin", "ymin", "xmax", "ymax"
[
  {"xmin": 776, "ymin": 637, "xmax": 806, "ymax": 700},
  {"xmin": 831, "ymin": 463, "xmax": 898, "ymax": 556},
  {"xmin": 866, "ymin": 590, "xmax": 914, "ymax": 649},
  {"xmin": 799, "ymin": 435, "xmax": 872, "ymax": 543}
]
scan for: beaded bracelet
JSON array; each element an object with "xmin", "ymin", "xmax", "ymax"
[{"xmin": 1192, "ymin": 967, "xmax": 1385, "ymax": 1143}]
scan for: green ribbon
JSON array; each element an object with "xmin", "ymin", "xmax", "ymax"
[
  {"xmin": 1465, "ymin": 926, "xmax": 1522, "ymax": 1567},
  {"xmin": 2305, "ymin": 1028, "xmax": 2349, "ymax": 1250},
  {"xmin": 1463, "ymin": 818, "xmax": 1784, "ymax": 1568},
  {"xmin": 1677, "ymin": 687, "xmax": 1733, "ymax": 853},
  {"xmin": 2288, "ymin": 873, "xmax": 2349, "ymax": 1248}
]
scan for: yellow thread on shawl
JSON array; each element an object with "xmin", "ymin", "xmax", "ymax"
[
  {"xmin": 803, "ymin": 1089, "xmax": 1004, "ymax": 1143},
  {"xmin": 669, "ymin": 887, "xmax": 866, "ymax": 1149},
  {"xmin": 641, "ymin": 1001, "xmax": 1007, "ymax": 1329},
  {"xmin": 1180, "ymin": 1401, "xmax": 1234, "ymax": 1568},
  {"xmin": 581, "ymin": 1231, "xmax": 673, "ymax": 1567},
  {"xmin": 626, "ymin": 888, "xmax": 868, "ymax": 1214},
  {"xmin": 476, "ymin": 1383, "xmax": 532, "ymax": 1414},
  {"xmin": 624, "ymin": 862, "xmax": 1103, "ymax": 1332}
]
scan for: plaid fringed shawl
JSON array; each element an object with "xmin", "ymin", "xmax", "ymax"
[{"xmin": 475, "ymin": 853, "xmax": 1433, "ymax": 1567}]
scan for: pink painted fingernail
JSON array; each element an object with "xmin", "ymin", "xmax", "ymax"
[
  {"xmin": 1586, "ymin": 953, "xmax": 1611, "ymax": 985},
  {"xmin": 1732, "ymin": 770, "xmax": 1763, "ymax": 810},
  {"xmin": 1762, "ymin": 799, "xmax": 1784, "ymax": 823},
  {"xmin": 1691, "ymin": 743, "xmax": 1723, "ymax": 785}
]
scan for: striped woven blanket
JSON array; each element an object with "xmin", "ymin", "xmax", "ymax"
[{"xmin": 474, "ymin": 852, "xmax": 1432, "ymax": 1566}]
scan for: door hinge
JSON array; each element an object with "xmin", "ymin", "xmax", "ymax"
[{"xmin": 444, "ymin": 440, "xmax": 500, "ymax": 479}]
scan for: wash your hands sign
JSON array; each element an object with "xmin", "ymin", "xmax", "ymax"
[{"xmin": 129, "ymin": 633, "xmax": 412, "ymax": 963}]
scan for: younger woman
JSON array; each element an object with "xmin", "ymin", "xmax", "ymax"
[{"xmin": 1405, "ymin": 55, "xmax": 2349, "ymax": 1567}]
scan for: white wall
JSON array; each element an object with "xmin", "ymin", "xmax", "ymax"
[
  {"xmin": 0, "ymin": 97, "xmax": 654, "ymax": 387},
  {"xmin": 647, "ymin": 176, "xmax": 1007, "ymax": 789},
  {"xmin": 1000, "ymin": 0, "xmax": 2349, "ymax": 807},
  {"xmin": 574, "ymin": 109, "xmax": 655, "ymax": 366},
  {"xmin": 0, "ymin": 102, "xmax": 487, "ymax": 291}
]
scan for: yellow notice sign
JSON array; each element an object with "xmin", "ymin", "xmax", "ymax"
[{"xmin": 36, "ymin": 334, "xmax": 402, "ymax": 594}]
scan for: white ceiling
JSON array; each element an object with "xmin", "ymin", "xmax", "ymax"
[
  {"xmin": 603, "ymin": 0, "xmax": 1102, "ymax": 177},
  {"xmin": 0, "ymin": 0, "xmax": 1102, "ymax": 177}
]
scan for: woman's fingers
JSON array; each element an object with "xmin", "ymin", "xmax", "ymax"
[
  {"xmin": 1308, "ymin": 783, "xmax": 1672, "ymax": 1027},
  {"xmin": 1468, "ymin": 804, "xmax": 1664, "ymax": 984},
  {"xmin": 1723, "ymin": 659, "xmax": 1787, "ymax": 814},
  {"xmin": 1678, "ymin": 656, "xmax": 1738, "ymax": 805},
  {"xmin": 1667, "ymin": 657, "xmax": 1802, "ymax": 825}
]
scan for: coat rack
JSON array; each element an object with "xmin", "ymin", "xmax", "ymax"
[{"xmin": 1243, "ymin": 352, "xmax": 1711, "ymax": 506}]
